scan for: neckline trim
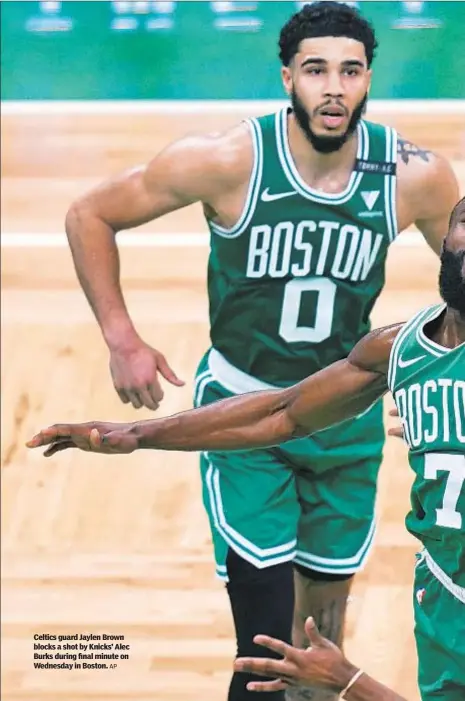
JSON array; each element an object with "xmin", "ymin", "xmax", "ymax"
[{"xmin": 275, "ymin": 107, "xmax": 368, "ymax": 205}]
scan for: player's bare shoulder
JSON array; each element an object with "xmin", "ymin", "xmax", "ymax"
[
  {"xmin": 148, "ymin": 120, "xmax": 254, "ymax": 206},
  {"xmin": 348, "ymin": 323, "xmax": 404, "ymax": 374},
  {"xmin": 395, "ymin": 134, "xmax": 459, "ymax": 230}
]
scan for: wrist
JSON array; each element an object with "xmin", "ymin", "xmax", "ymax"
[
  {"xmin": 103, "ymin": 320, "xmax": 140, "ymax": 351},
  {"xmin": 332, "ymin": 660, "xmax": 361, "ymax": 694},
  {"xmin": 131, "ymin": 419, "xmax": 161, "ymax": 450}
]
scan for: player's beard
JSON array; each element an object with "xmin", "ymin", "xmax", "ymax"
[
  {"xmin": 291, "ymin": 88, "xmax": 368, "ymax": 154},
  {"xmin": 439, "ymin": 246, "xmax": 465, "ymax": 316}
]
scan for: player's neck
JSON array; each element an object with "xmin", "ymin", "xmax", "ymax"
[
  {"xmin": 287, "ymin": 112, "xmax": 358, "ymax": 191},
  {"xmin": 436, "ymin": 307, "xmax": 465, "ymax": 348}
]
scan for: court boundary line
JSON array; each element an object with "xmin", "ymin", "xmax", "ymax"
[
  {"xmin": 2, "ymin": 99, "xmax": 465, "ymax": 115},
  {"xmin": 1, "ymin": 232, "xmax": 423, "ymax": 248}
]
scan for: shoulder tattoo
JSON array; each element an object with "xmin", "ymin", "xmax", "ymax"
[{"xmin": 397, "ymin": 136, "xmax": 432, "ymax": 165}]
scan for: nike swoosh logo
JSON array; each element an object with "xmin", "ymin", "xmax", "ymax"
[
  {"xmin": 398, "ymin": 355, "xmax": 426, "ymax": 369},
  {"xmin": 260, "ymin": 188, "xmax": 296, "ymax": 202}
]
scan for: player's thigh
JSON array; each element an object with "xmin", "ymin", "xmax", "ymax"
[
  {"xmin": 194, "ymin": 356, "xmax": 299, "ymax": 577},
  {"xmin": 199, "ymin": 447, "xmax": 300, "ymax": 577},
  {"xmin": 414, "ymin": 556, "xmax": 465, "ymax": 701},
  {"xmin": 293, "ymin": 454, "xmax": 382, "ymax": 575}
]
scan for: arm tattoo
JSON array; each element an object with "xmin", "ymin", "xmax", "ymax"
[{"xmin": 397, "ymin": 137, "xmax": 432, "ymax": 165}]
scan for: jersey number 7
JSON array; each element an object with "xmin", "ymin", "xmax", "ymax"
[{"xmin": 425, "ymin": 453, "xmax": 465, "ymax": 530}]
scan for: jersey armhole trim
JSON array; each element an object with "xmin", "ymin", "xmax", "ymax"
[
  {"xmin": 387, "ymin": 305, "xmax": 435, "ymax": 391},
  {"xmin": 416, "ymin": 303, "xmax": 453, "ymax": 357},
  {"xmin": 209, "ymin": 117, "xmax": 263, "ymax": 239},
  {"xmin": 384, "ymin": 126, "xmax": 398, "ymax": 243}
]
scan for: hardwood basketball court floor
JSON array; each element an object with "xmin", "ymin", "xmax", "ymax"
[{"xmin": 1, "ymin": 106, "xmax": 464, "ymax": 700}]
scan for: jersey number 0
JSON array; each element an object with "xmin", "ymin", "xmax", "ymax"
[{"xmin": 279, "ymin": 278, "xmax": 336, "ymax": 343}]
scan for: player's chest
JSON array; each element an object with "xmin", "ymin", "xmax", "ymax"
[
  {"xmin": 394, "ymin": 376, "xmax": 465, "ymax": 450},
  {"xmin": 212, "ymin": 215, "xmax": 389, "ymax": 283}
]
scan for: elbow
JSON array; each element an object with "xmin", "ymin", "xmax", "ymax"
[
  {"xmin": 65, "ymin": 199, "xmax": 116, "ymax": 239},
  {"xmin": 65, "ymin": 199, "xmax": 87, "ymax": 237},
  {"xmin": 276, "ymin": 408, "xmax": 309, "ymax": 443}
]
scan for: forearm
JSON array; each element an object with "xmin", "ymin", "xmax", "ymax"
[
  {"xmin": 130, "ymin": 358, "xmax": 388, "ymax": 452},
  {"xmin": 132, "ymin": 389, "xmax": 297, "ymax": 451},
  {"xmin": 65, "ymin": 205, "xmax": 138, "ymax": 348}
]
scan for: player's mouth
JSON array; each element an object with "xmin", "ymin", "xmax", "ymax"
[{"xmin": 317, "ymin": 105, "xmax": 347, "ymax": 130}]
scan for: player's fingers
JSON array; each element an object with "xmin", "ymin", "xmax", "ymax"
[
  {"xmin": 115, "ymin": 388, "xmax": 131, "ymax": 404},
  {"xmin": 43, "ymin": 440, "xmax": 76, "ymax": 457},
  {"xmin": 137, "ymin": 386, "xmax": 160, "ymax": 411},
  {"xmin": 389, "ymin": 408, "xmax": 399, "ymax": 417},
  {"xmin": 252, "ymin": 635, "xmax": 298, "ymax": 661},
  {"xmin": 26, "ymin": 433, "xmax": 48, "ymax": 448},
  {"xmin": 146, "ymin": 380, "xmax": 163, "ymax": 406},
  {"xmin": 156, "ymin": 354, "xmax": 185, "ymax": 387},
  {"xmin": 304, "ymin": 617, "xmax": 324, "ymax": 646},
  {"xmin": 101, "ymin": 430, "xmax": 139, "ymax": 454},
  {"xmin": 234, "ymin": 656, "xmax": 290, "ymax": 678},
  {"xmin": 126, "ymin": 390, "xmax": 143, "ymax": 410},
  {"xmin": 388, "ymin": 426, "xmax": 404, "ymax": 439},
  {"xmin": 89, "ymin": 428, "xmax": 103, "ymax": 450},
  {"xmin": 26, "ymin": 425, "xmax": 71, "ymax": 447},
  {"xmin": 246, "ymin": 680, "xmax": 287, "ymax": 693}
]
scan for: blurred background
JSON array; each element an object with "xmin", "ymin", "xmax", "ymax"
[{"xmin": 2, "ymin": 2, "xmax": 465, "ymax": 701}]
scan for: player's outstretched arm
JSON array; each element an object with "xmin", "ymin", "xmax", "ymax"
[
  {"xmin": 234, "ymin": 617, "xmax": 407, "ymax": 701},
  {"xmin": 26, "ymin": 324, "xmax": 401, "ymax": 457}
]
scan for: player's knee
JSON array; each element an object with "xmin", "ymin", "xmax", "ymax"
[{"xmin": 225, "ymin": 548, "xmax": 295, "ymax": 656}]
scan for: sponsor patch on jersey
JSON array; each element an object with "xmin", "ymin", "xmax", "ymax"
[
  {"xmin": 359, "ymin": 190, "xmax": 383, "ymax": 218},
  {"xmin": 415, "ymin": 587, "xmax": 426, "ymax": 605}
]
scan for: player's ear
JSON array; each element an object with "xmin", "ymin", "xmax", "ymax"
[
  {"xmin": 281, "ymin": 65, "xmax": 293, "ymax": 96},
  {"xmin": 366, "ymin": 68, "xmax": 372, "ymax": 93}
]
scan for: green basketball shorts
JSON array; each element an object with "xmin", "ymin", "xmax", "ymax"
[
  {"xmin": 194, "ymin": 351, "xmax": 385, "ymax": 581},
  {"xmin": 414, "ymin": 550, "xmax": 465, "ymax": 701}
]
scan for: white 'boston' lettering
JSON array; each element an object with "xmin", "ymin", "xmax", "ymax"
[
  {"xmin": 268, "ymin": 222, "xmax": 294, "ymax": 278},
  {"xmin": 422, "ymin": 380, "xmax": 439, "ymax": 444},
  {"xmin": 407, "ymin": 384, "xmax": 423, "ymax": 448},
  {"xmin": 350, "ymin": 229, "xmax": 383, "ymax": 282},
  {"xmin": 454, "ymin": 380, "xmax": 465, "ymax": 441},
  {"xmin": 331, "ymin": 225, "xmax": 361, "ymax": 279},
  {"xmin": 394, "ymin": 378, "xmax": 465, "ymax": 447},
  {"xmin": 246, "ymin": 221, "xmax": 382, "ymax": 282},
  {"xmin": 291, "ymin": 221, "xmax": 315, "ymax": 276},
  {"xmin": 314, "ymin": 221, "xmax": 339, "ymax": 276},
  {"xmin": 395, "ymin": 387, "xmax": 412, "ymax": 448},
  {"xmin": 246, "ymin": 224, "xmax": 272, "ymax": 278},
  {"xmin": 439, "ymin": 379, "xmax": 452, "ymax": 443}
]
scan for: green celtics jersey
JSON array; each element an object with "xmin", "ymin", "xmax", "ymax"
[
  {"xmin": 205, "ymin": 107, "xmax": 398, "ymax": 386},
  {"xmin": 388, "ymin": 303, "xmax": 465, "ymax": 586}
]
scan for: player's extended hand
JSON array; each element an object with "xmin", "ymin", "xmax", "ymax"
[
  {"xmin": 234, "ymin": 617, "xmax": 357, "ymax": 693},
  {"xmin": 387, "ymin": 407, "xmax": 405, "ymax": 440},
  {"xmin": 26, "ymin": 422, "xmax": 139, "ymax": 457},
  {"xmin": 109, "ymin": 337, "xmax": 185, "ymax": 410}
]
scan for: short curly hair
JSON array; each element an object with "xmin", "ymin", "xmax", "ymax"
[{"xmin": 278, "ymin": 1, "xmax": 378, "ymax": 67}]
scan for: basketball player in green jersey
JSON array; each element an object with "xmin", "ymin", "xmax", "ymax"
[
  {"xmin": 60, "ymin": 2, "xmax": 459, "ymax": 699},
  {"xmin": 27, "ymin": 197, "xmax": 465, "ymax": 700}
]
